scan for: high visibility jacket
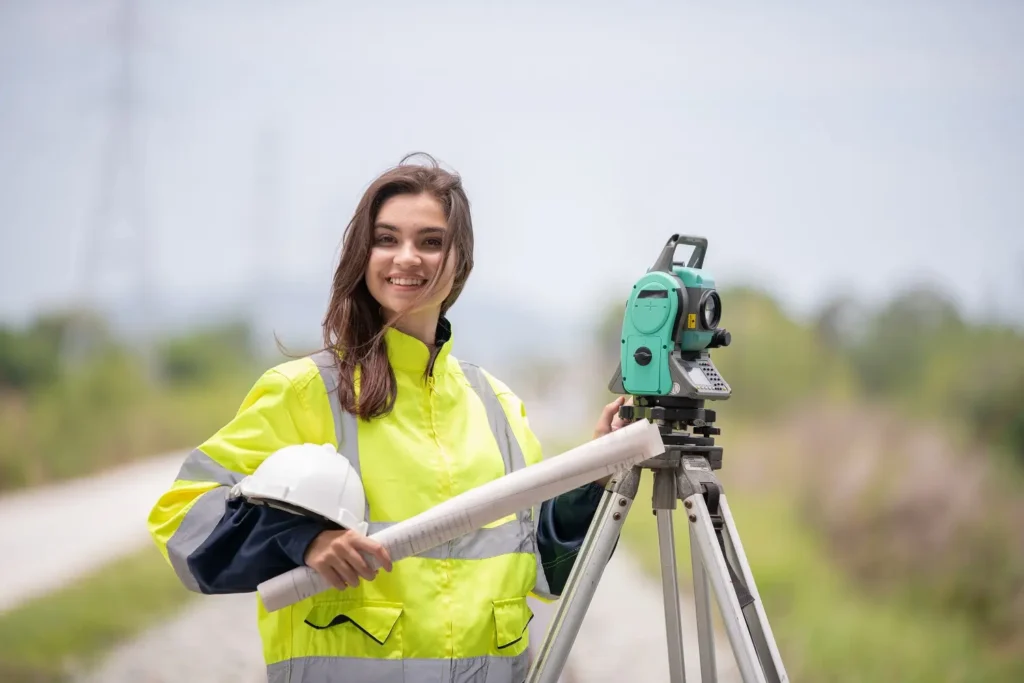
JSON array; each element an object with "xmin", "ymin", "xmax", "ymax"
[{"xmin": 147, "ymin": 321, "xmax": 603, "ymax": 683}]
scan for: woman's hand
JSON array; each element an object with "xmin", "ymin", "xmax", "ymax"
[
  {"xmin": 591, "ymin": 395, "xmax": 633, "ymax": 486},
  {"xmin": 304, "ymin": 528, "xmax": 393, "ymax": 590},
  {"xmin": 592, "ymin": 396, "xmax": 630, "ymax": 440}
]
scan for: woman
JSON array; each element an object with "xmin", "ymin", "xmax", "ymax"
[{"xmin": 147, "ymin": 153, "xmax": 626, "ymax": 683}]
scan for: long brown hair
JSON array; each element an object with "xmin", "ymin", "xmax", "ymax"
[{"xmin": 322, "ymin": 153, "xmax": 474, "ymax": 420}]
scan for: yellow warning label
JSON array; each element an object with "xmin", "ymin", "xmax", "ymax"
[{"xmin": 687, "ymin": 313, "xmax": 696, "ymax": 329}]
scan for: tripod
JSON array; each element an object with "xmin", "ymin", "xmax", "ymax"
[{"xmin": 525, "ymin": 396, "xmax": 789, "ymax": 683}]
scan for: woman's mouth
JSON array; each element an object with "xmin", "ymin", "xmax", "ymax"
[{"xmin": 387, "ymin": 277, "xmax": 427, "ymax": 288}]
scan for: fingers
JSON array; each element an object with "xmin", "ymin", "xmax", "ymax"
[
  {"xmin": 344, "ymin": 546, "xmax": 377, "ymax": 581},
  {"xmin": 594, "ymin": 396, "xmax": 627, "ymax": 438},
  {"xmin": 601, "ymin": 396, "xmax": 626, "ymax": 421},
  {"xmin": 351, "ymin": 535, "xmax": 393, "ymax": 573},
  {"xmin": 308, "ymin": 531, "xmax": 392, "ymax": 590},
  {"xmin": 320, "ymin": 562, "xmax": 355, "ymax": 591}
]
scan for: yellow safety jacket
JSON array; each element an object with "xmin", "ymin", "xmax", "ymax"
[{"xmin": 148, "ymin": 323, "xmax": 558, "ymax": 682}]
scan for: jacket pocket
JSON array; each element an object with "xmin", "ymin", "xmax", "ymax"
[
  {"xmin": 304, "ymin": 600, "xmax": 404, "ymax": 646},
  {"xmin": 492, "ymin": 596, "xmax": 533, "ymax": 649}
]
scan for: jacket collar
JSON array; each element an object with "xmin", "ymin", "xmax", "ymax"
[{"xmin": 383, "ymin": 317, "xmax": 453, "ymax": 376}]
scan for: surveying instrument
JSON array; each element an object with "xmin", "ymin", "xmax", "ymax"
[{"xmin": 526, "ymin": 235, "xmax": 789, "ymax": 683}]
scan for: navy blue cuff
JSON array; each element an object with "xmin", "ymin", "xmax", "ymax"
[
  {"xmin": 279, "ymin": 522, "xmax": 326, "ymax": 567},
  {"xmin": 551, "ymin": 482, "xmax": 605, "ymax": 540},
  {"xmin": 186, "ymin": 497, "xmax": 329, "ymax": 594}
]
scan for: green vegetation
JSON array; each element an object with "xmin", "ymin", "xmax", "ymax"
[
  {"xmin": 0, "ymin": 311, "xmax": 263, "ymax": 491},
  {"xmin": 587, "ymin": 281, "xmax": 1024, "ymax": 681},
  {"xmin": 0, "ymin": 544, "xmax": 196, "ymax": 682},
  {"xmin": 620, "ymin": 485, "xmax": 1024, "ymax": 683}
]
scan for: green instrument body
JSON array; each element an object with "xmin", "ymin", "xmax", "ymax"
[{"xmin": 609, "ymin": 235, "xmax": 732, "ymax": 400}]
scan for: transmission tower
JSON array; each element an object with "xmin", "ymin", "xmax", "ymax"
[
  {"xmin": 247, "ymin": 125, "xmax": 283, "ymax": 358},
  {"xmin": 70, "ymin": 0, "xmax": 156, "ymax": 378}
]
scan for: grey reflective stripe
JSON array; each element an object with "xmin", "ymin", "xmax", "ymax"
[
  {"xmin": 310, "ymin": 349, "xmax": 368, "ymax": 521},
  {"xmin": 167, "ymin": 448, "xmax": 246, "ymax": 591},
  {"xmin": 458, "ymin": 360, "xmax": 556, "ymax": 599},
  {"xmin": 458, "ymin": 361, "xmax": 528, "ymax": 473},
  {"xmin": 175, "ymin": 447, "xmax": 245, "ymax": 487},
  {"xmin": 267, "ymin": 651, "xmax": 529, "ymax": 683},
  {"xmin": 165, "ymin": 486, "xmax": 230, "ymax": 592},
  {"xmin": 366, "ymin": 517, "xmax": 531, "ymax": 560}
]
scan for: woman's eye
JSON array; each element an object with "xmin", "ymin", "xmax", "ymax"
[{"xmin": 424, "ymin": 238, "xmax": 443, "ymax": 248}]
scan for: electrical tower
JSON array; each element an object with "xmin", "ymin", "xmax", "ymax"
[
  {"xmin": 69, "ymin": 0, "xmax": 156, "ymax": 379},
  {"xmin": 247, "ymin": 125, "xmax": 283, "ymax": 358}
]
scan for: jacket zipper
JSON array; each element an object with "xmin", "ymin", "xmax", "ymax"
[{"xmin": 426, "ymin": 368, "xmax": 455, "ymax": 656}]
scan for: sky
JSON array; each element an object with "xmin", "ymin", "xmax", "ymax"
[{"xmin": 1, "ymin": 0, "xmax": 1022, "ymax": 341}]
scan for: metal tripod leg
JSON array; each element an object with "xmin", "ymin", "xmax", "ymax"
[
  {"xmin": 718, "ymin": 496, "xmax": 788, "ymax": 683},
  {"xmin": 683, "ymin": 489, "xmax": 793, "ymax": 683},
  {"xmin": 689, "ymin": 521, "xmax": 717, "ymax": 682},
  {"xmin": 525, "ymin": 467, "xmax": 641, "ymax": 683},
  {"xmin": 653, "ymin": 468, "xmax": 687, "ymax": 682},
  {"xmin": 682, "ymin": 490, "xmax": 765, "ymax": 683}
]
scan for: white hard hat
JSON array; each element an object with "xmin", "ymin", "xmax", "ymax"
[{"xmin": 231, "ymin": 443, "xmax": 368, "ymax": 534}]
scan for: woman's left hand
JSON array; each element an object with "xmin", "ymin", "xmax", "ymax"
[{"xmin": 591, "ymin": 396, "xmax": 631, "ymax": 486}]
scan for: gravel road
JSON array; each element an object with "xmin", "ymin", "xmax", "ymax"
[
  {"xmin": 79, "ymin": 550, "xmax": 740, "ymax": 683},
  {"xmin": 0, "ymin": 452, "xmax": 186, "ymax": 614}
]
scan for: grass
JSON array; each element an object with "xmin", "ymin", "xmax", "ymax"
[
  {"xmin": 618, "ymin": 471, "xmax": 1024, "ymax": 683},
  {"xmin": 0, "ymin": 544, "xmax": 196, "ymax": 682},
  {"xmin": 0, "ymin": 373, "xmax": 253, "ymax": 492}
]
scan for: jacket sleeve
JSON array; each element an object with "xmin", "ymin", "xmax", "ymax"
[
  {"xmin": 147, "ymin": 365, "xmax": 329, "ymax": 594},
  {"xmin": 536, "ymin": 482, "xmax": 611, "ymax": 596}
]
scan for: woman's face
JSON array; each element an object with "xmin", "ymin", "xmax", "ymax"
[{"xmin": 365, "ymin": 192, "xmax": 455, "ymax": 323}]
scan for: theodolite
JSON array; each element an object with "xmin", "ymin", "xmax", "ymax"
[{"xmin": 526, "ymin": 234, "xmax": 789, "ymax": 683}]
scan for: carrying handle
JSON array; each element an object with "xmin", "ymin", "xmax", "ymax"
[{"xmin": 650, "ymin": 234, "xmax": 708, "ymax": 273}]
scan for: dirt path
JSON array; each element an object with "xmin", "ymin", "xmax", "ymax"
[
  {"xmin": 555, "ymin": 549, "xmax": 741, "ymax": 682},
  {"xmin": 74, "ymin": 592, "xmax": 265, "ymax": 683},
  {"xmin": 0, "ymin": 452, "xmax": 185, "ymax": 613},
  {"xmin": 79, "ymin": 548, "xmax": 740, "ymax": 683}
]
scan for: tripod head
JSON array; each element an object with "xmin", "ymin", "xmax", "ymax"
[{"xmin": 608, "ymin": 234, "xmax": 733, "ymax": 469}]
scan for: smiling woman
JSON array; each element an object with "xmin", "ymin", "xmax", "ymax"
[{"xmin": 147, "ymin": 152, "xmax": 626, "ymax": 683}]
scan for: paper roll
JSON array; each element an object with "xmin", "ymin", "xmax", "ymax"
[{"xmin": 257, "ymin": 419, "xmax": 663, "ymax": 612}]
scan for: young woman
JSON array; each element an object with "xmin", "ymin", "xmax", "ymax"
[{"xmin": 147, "ymin": 153, "xmax": 626, "ymax": 683}]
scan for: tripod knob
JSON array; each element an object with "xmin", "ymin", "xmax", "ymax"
[{"xmin": 619, "ymin": 405, "xmax": 635, "ymax": 421}]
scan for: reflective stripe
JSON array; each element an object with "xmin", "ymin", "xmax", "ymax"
[
  {"xmin": 175, "ymin": 447, "xmax": 245, "ymax": 487},
  {"xmin": 311, "ymin": 349, "xmax": 367, "ymax": 520},
  {"xmin": 167, "ymin": 448, "xmax": 246, "ymax": 591},
  {"xmin": 366, "ymin": 517, "xmax": 532, "ymax": 560},
  {"xmin": 458, "ymin": 362, "xmax": 528, "ymax": 473},
  {"xmin": 267, "ymin": 651, "xmax": 530, "ymax": 683},
  {"xmin": 458, "ymin": 361, "xmax": 556, "ymax": 600},
  {"xmin": 165, "ymin": 486, "xmax": 230, "ymax": 592}
]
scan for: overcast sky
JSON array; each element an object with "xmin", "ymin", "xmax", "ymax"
[{"xmin": 2, "ymin": 0, "xmax": 1022, "ymax": 332}]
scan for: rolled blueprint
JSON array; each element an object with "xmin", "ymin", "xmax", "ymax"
[{"xmin": 256, "ymin": 419, "xmax": 664, "ymax": 612}]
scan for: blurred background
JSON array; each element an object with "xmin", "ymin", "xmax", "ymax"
[{"xmin": 1, "ymin": 0, "xmax": 1022, "ymax": 681}]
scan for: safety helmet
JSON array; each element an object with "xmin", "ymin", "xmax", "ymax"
[{"xmin": 230, "ymin": 443, "xmax": 368, "ymax": 534}]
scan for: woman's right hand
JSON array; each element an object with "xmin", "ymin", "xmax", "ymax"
[{"xmin": 304, "ymin": 529, "xmax": 393, "ymax": 590}]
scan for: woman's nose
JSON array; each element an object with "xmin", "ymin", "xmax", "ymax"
[{"xmin": 393, "ymin": 242, "xmax": 421, "ymax": 266}]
